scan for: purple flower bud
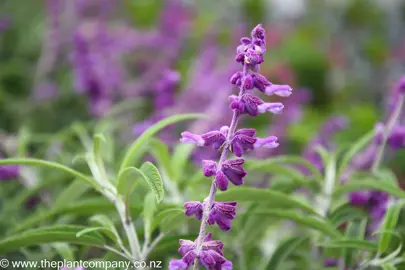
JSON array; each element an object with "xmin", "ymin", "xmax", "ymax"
[
  {"xmin": 202, "ymin": 160, "xmax": 217, "ymax": 177},
  {"xmin": 240, "ymin": 37, "xmax": 252, "ymax": 45},
  {"xmin": 229, "ymin": 94, "xmax": 283, "ymax": 116},
  {"xmin": 349, "ymin": 191, "xmax": 370, "ymax": 206},
  {"xmin": 221, "ymin": 159, "xmax": 246, "ymax": 187},
  {"xmin": 0, "ymin": 163, "xmax": 19, "ymax": 181},
  {"xmin": 387, "ymin": 125, "xmax": 405, "ymax": 150},
  {"xmin": 265, "ymin": 84, "xmax": 293, "ymax": 97},
  {"xmin": 324, "ymin": 258, "xmax": 338, "ymax": 267},
  {"xmin": 180, "ymin": 129, "xmax": 227, "ymax": 150},
  {"xmin": 235, "ymin": 53, "xmax": 245, "ymax": 63},
  {"xmin": 184, "ymin": 201, "xmax": 203, "ymax": 220},
  {"xmin": 244, "ymin": 49, "xmax": 263, "ymax": 66},
  {"xmin": 215, "ymin": 170, "xmax": 228, "ymax": 191},
  {"xmin": 230, "ymin": 72, "xmax": 242, "ymax": 86},
  {"xmin": 252, "ymin": 73, "xmax": 271, "ymax": 92},
  {"xmin": 243, "ymin": 74, "xmax": 254, "ymax": 90},
  {"xmin": 208, "ymin": 202, "xmax": 237, "ymax": 231},
  {"xmin": 251, "ymin": 24, "xmax": 265, "ymax": 41},
  {"xmin": 230, "ymin": 129, "xmax": 256, "ymax": 157},
  {"xmin": 169, "ymin": 260, "xmax": 188, "ymax": 270},
  {"xmin": 253, "ymin": 136, "xmax": 279, "ymax": 149},
  {"xmin": 177, "ymin": 233, "xmax": 227, "ymax": 268}
]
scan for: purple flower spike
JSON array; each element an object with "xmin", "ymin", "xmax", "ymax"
[
  {"xmin": 349, "ymin": 191, "xmax": 370, "ymax": 206},
  {"xmin": 203, "ymin": 160, "xmax": 217, "ymax": 177},
  {"xmin": 221, "ymin": 159, "xmax": 246, "ymax": 187},
  {"xmin": 254, "ymin": 136, "xmax": 279, "ymax": 149},
  {"xmin": 184, "ymin": 201, "xmax": 203, "ymax": 220},
  {"xmin": 230, "ymin": 128, "xmax": 256, "ymax": 157},
  {"xmin": 180, "ymin": 129, "xmax": 227, "ymax": 150},
  {"xmin": 257, "ymin": 102, "xmax": 284, "ymax": 114},
  {"xmin": 265, "ymin": 84, "xmax": 293, "ymax": 97},
  {"xmin": 169, "ymin": 260, "xmax": 188, "ymax": 270},
  {"xmin": 208, "ymin": 202, "xmax": 237, "ymax": 231},
  {"xmin": 215, "ymin": 171, "xmax": 228, "ymax": 191}
]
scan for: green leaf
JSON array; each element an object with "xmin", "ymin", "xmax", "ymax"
[
  {"xmin": 382, "ymin": 264, "xmax": 397, "ymax": 270},
  {"xmin": 329, "ymin": 204, "xmax": 368, "ymax": 227},
  {"xmin": 333, "ymin": 180, "xmax": 405, "ymax": 199},
  {"xmin": 266, "ymin": 236, "xmax": 308, "ymax": 270},
  {"xmin": 378, "ymin": 201, "xmax": 405, "ymax": 253},
  {"xmin": 337, "ymin": 130, "xmax": 375, "ymax": 179},
  {"xmin": 76, "ymin": 227, "xmax": 108, "ymax": 238},
  {"xmin": 152, "ymin": 208, "xmax": 184, "ymax": 231},
  {"xmin": 343, "ymin": 219, "xmax": 368, "ymax": 267},
  {"xmin": 216, "ymin": 187, "xmax": 318, "ymax": 215},
  {"xmin": 93, "ymin": 134, "xmax": 106, "ymax": 160},
  {"xmin": 116, "ymin": 167, "xmax": 143, "ymax": 196},
  {"xmin": 319, "ymin": 239, "xmax": 377, "ymax": 251},
  {"xmin": 171, "ymin": 143, "xmax": 195, "ymax": 181},
  {"xmin": 0, "ymin": 225, "xmax": 105, "ymax": 254},
  {"xmin": 140, "ymin": 162, "xmax": 164, "ymax": 203},
  {"xmin": 119, "ymin": 113, "xmax": 205, "ymax": 172},
  {"xmin": 0, "ymin": 158, "xmax": 97, "ymax": 188},
  {"xmin": 51, "ymin": 243, "xmax": 74, "ymax": 261},
  {"xmin": 254, "ymin": 210, "xmax": 342, "ymax": 238},
  {"xmin": 148, "ymin": 138, "xmax": 174, "ymax": 179},
  {"xmin": 54, "ymin": 179, "xmax": 91, "ymax": 208},
  {"xmin": 90, "ymin": 215, "xmax": 122, "ymax": 245},
  {"xmin": 246, "ymin": 156, "xmax": 323, "ymax": 184},
  {"xmin": 143, "ymin": 192, "xmax": 157, "ymax": 241}
]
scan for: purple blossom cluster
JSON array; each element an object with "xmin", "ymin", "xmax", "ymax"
[{"xmin": 170, "ymin": 24, "xmax": 292, "ymax": 270}]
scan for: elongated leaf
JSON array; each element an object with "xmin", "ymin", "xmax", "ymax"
[
  {"xmin": 143, "ymin": 193, "xmax": 157, "ymax": 241},
  {"xmin": 152, "ymin": 208, "xmax": 184, "ymax": 231},
  {"xmin": 140, "ymin": 162, "xmax": 164, "ymax": 203},
  {"xmin": 333, "ymin": 181, "xmax": 405, "ymax": 199},
  {"xmin": 171, "ymin": 144, "xmax": 195, "ymax": 181},
  {"xmin": 382, "ymin": 264, "xmax": 397, "ymax": 270},
  {"xmin": 246, "ymin": 156, "xmax": 323, "ymax": 183},
  {"xmin": 319, "ymin": 239, "xmax": 377, "ymax": 251},
  {"xmin": 54, "ymin": 179, "xmax": 90, "ymax": 208},
  {"xmin": 329, "ymin": 204, "xmax": 367, "ymax": 226},
  {"xmin": 378, "ymin": 201, "xmax": 405, "ymax": 253},
  {"xmin": 119, "ymin": 113, "xmax": 205, "ymax": 172},
  {"xmin": 90, "ymin": 215, "xmax": 122, "ymax": 245},
  {"xmin": 93, "ymin": 134, "xmax": 106, "ymax": 161},
  {"xmin": 0, "ymin": 225, "xmax": 105, "ymax": 254},
  {"xmin": 116, "ymin": 167, "xmax": 143, "ymax": 196},
  {"xmin": 148, "ymin": 138, "xmax": 174, "ymax": 179},
  {"xmin": 266, "ymin": 236, "xmax": 308, "ymax": 270},
  {"xmin": 0, "ymin": 158, "xmax": 96, "ymax": 188},
  {"xmin": 254, "ymin": 210, "xmax": 342, "ymax": 238},
  {"xmin": 76, "ymin": 227, "xmax": 107, "ymax": 238},
  {"xmin": 216, "ymin": 187, "xmax": 318, "ymax": 215},
  {"xmin": 51, "ymin": 243, "xmax": 74, "ymax": 261},
  {"xmin": 337, "ymin": 130, "xmax": 374, "ymax": 179},
  {"xmin": 343, "ymin": 219, "xmax": 368, "ymax": 268}
]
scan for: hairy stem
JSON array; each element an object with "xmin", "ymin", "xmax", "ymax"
[
  {"xmin": 192, "ymin": 65, "xmax": 248, "ymax": 269},
  {"xmin": 371, "ymin": 94, "xmax": 404, "ymax": 173}
]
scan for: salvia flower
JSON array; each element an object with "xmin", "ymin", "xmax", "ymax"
[
  {"xmin": 184, "ymin": 201, "xmax": 237, "ymax": 232},
  {"xmin": 175, "ymin": 24, "xmax": 291, "ymax": 269},
  {"xmin": 0, "ymin": 155, "xmax": 19, "ymax": 181}
]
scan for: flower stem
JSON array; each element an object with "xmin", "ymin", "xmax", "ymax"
[
  {"xmin": 371, "ymin": 94, "xmax": 404, "ymax": 173},
  {"xmin": 192, "ymin": 64, "xmax": 248, "ymax": 269}
]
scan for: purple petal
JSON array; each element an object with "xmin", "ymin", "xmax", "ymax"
[
  {"xmin": 221, "ymin": 260, "xmax": 233, "ymax": 270},
  {"xmin": 202, "ymin": 160, "xmax": 217, "ymax": 177},
  {"xmin": 253, "ymin": 136, "xmax": 279, "ymax": 149},
  {"xmin": 349, "ymin": 191, "xmax": 370, "ymax": 206},
  {"xmin": 243, "ymin": 74, "xmax": 254, "ymax": 90},
  {"xmin": 180, "ymin": 131, "xmax": 204, "ymax": 146},
  {"xmin": 222, "ymin": 159, "xmax": 246, "ymax": 186},
  {"xmin": 257, "ymin": 102, "xmax": 284, "ymax": 114},
  {"xmin": 215, "ymin": 171, "xmax": 228, "ymax": 191},
  {"xmin": 264, "ymin": 84, "xmax": 292, "ymax": 97},
  {"xmin": 169, "ymin": 260, "xmax": 189, "ymax": 270},
  {"xmin": 184, "ymin": 201, "xmax": 203, "ymax": 220}
]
